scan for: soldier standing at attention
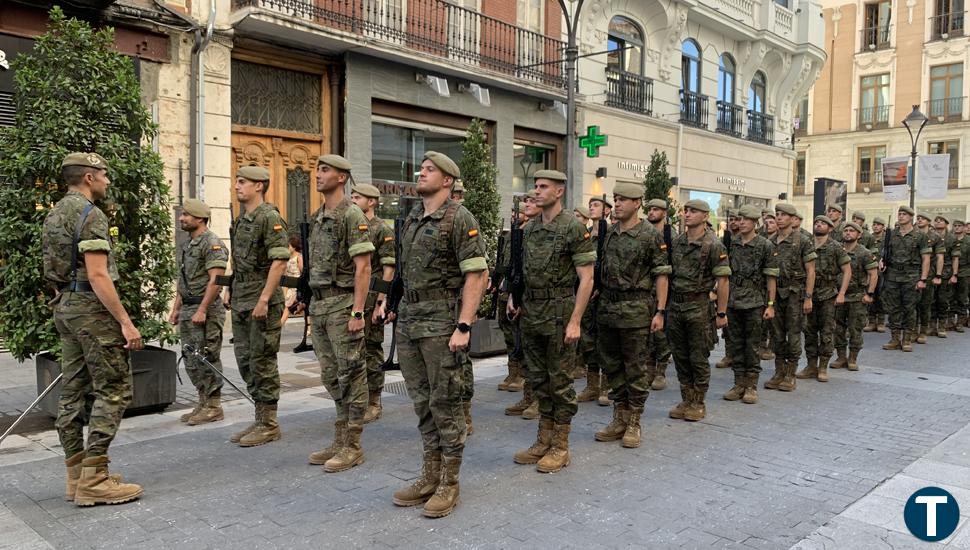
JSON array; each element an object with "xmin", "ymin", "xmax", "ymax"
[
  {"xmin": 915, "ymin": 212, "xmax": 945, "ymax": 342},
  {"xmin": 511, "ymin": 170, "xmax": 595, "ymax": 472},
  {"xmin": 715, "ymin": 209, "xmax": 741, "ymax": 371},
  {"xmin": 723, "ymin": 205, "xmax": 777, "ymax": 404},
  {"xmin": 932, "ymin": 215, "xmax": 960, "ymax": 337},
  {"xmin": 503, "ymin": 192, "xmax": 540, "ymax": 419},
  {"xmin": 758, "ymin": 210, "xmax": 779, "ymax": 360},
  {"xmin": 832, "ymin": 223, "xmax": 878, "ymax": 372},
  {"xmin": 851, "ymin": 211, "xmax": 876, "ymax": 249},
  {"xmin": 573, "ymin": 205, "xmax": 591, "ymax": 228},
  {"xmin": 953, "ymin": 220, "xmax": 970, "ymax": 331},
  {"xmin": 881, "ymin": 206, "xmax": 932, "ymax": 352},
  {"xmin": 593, "ymin": 183, "xmax": 669, "ymax": 448},
  {"xmin": 864, "ymin": 217, "xmax": 888, "ymax": 332},
  {"xmin": 168, "ymin": 198, "xmax": 228, "ymax": 426},
  {"xmin": 827, "ymin": 205, "xmax": 846, "ymax": 242},
  {"xmin": 765, "ymin": 204, "xmax": 816, "ymax": 393},
  {"xmin": 44, "ymin": 152, "xmax": 144, "ymax": 506},
  {"xmin": 797, "ymin": 216, "xmax": 850, "ymax": 383},
  {"xmin": 225, "ymin": 166, "xmax": 290, "ymax": 447},
  {"xmin": 645, "ymin": 198, "xmax": 675, "ymax": 390},
  {"xmin": 793, "ymin": 210, "xmax": 813, "ymax": 240},
  {"xmin": 349, "ymin": 184, "xmax": 396, "ymax": 424},
  {"xmin": 388, "ymin": 151, "xmax": 486, "ymax": 518},
  {"xmin": 667, "ymin": 199, "xmax": 731, "ymax": 421},
  {"xmin": 576, "ymin": 194, "xmax": 612, "ymax": 406}
]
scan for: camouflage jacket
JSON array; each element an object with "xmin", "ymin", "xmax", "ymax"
[
  {"xmin": 178, "ymin": 229, "xmax": 228, "ymax": 319},
  {"xmin": 813, "ymin": 238, "xmax": 851, "ymax": 301},
  {"xmin": 308, "ymin": 197, "xmax": 375, "ymax": 315},
  {"xmin": 230, "ymin": 202, "xmax": 290, "ymax": 312},
  {"xmin": 830, "ymin": 220, "xmax": 846, "ymax": 243},
  {"xmin": 43, "ymin": 190, "xmax": 119, "ymax": 289},
  {"xmin": 769, "ymin": 229, "xmax": 818, "ymax": 298},
  {"xmin": 669, "ymin": 228, "xmax": 731, "ymax": 311},
  {"xmin": 398, "ymin": 199, "xmax": 487, "ymax": 338},
  {"xmin": 367, "ymin": 215, "xmax": 395, "ymax": 280},
  {"xmin": 870, "ymin": 231, "xmax": 886, "ymax": 262},
  {"xmin": 842, "ymin": 244, "xmax": 878, "ymax": 302},
  {"xmin": 728, "ymin": 234, "xmax": 779, "ymax": 310},
  {"xmin": 597, "ymin": 220, "xmax": 672, "ymax": 328},
  {"xmin": 521, "ymin": 209, "xmax": 596, "ymax": 331},
  {"xmin": 959, "ymin": 236, "xmax": 970, "ymax": 277},
  {"xmin": 885, "ymin": 228, "xmax": 932, "ymax": 283},
  {"xmin": 938, "ymin": 230, "xmax": 961, "ymax": 278},
  {"xmin": 859, "ymin": 230, "xmax": 876, "ymax": 250}
]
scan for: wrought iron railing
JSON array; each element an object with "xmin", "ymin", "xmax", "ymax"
[
  {"xmin": 233, "ymin": 0, "xmax": 567, "ymax": 88},
  {"xmin": 680, "ymin": 90, "xmax": 709, "ymax": 129},
  {"xmin": 930, "ymin": 11, "xmax": 965, "ymax": 40},
  {"xmin": 794, "ymin": 173, "xmax": 806, "ymax": 195},
  {"xmin": 859, "ymin": 169, "xmax": 883, "ymax": 190},
  {"xmin": 927, "ymin": 97, "xmax": 965, "ymax": 121},
  {"xmin": 716, "ymin": 101, "xmax": 743, "ymax": 137},
  {"xmin": 860, "ymin": 25, "xmax": 892, "ymax": 51},
  {"xmin": 605, "ymin": 68, "xmax": 653, "ymax": 115},
  {"xmin": 747, "ymin": 110, "xmax": 774, "ymax": 145},
  {"xmin": 857, "ymin": 105, "xmax": 891, "ymax": 128}
]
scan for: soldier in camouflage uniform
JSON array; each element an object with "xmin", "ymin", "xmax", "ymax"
[
  {"xmin": 573, "ymin": 205, "xmax": 591, "ymax": 227},
  {"xmin": 667, "ymin": 199, "xmax": 731, "ymax": 422},
  {"xmin": 797, "ymin": 216, "xmax": 850, "ymax": 382},
  {"xmin": 715, "ymin": 209, "xmax": 741, "ymax": 370},
  {"xmin": 225, "ymin": 165, "xmax": 291, "ymax": 447},
  {"xmin": 758, "ymin": 210, "xmax": 779, "ymax": 360},
  {"xmin": 168, "ymin": 198, "xmax": 228, "ymax": 426},
  {"xmin": 766, "ymin": 204, "xmax": 817, "ymax": 393},
  {"xmin": 511, "ymin": 170, "xmax": 595, "ymax": 473},
  {"xmin": 303, "ymin": 155, "xmax": 375, "ymax": 473},
  {"xmin": 645, "ymin": 198, "xmax": 676, "ymax": 389},
  {"xmin": 832, "ymin": 223, "xmax": 878, "ymax": 372},
  {"xmin": 865, "ymin": 217, "xmax": 888, "ymax": 332},
  {"xmin": 502, "ymin": 192, "xmax": 540, "ymax": 419},
  {"xmin": 827, "ymin": 205, "xmax": 846, "ymax": 243},
  {"xmin": 388, "ymin": 151, "xmax": 487, "ymax": 518},
  {"xmin": 575, "ymin": 195, "xmax": 612, "ymax": 406},
  {"xmin": 349, "ymin": 183, "xmax": 396, "ymax": 424},
  {"xmin": 954, "ymin": 220, "xmax": 970, "ymax": 331},
  {"xmin": 933, "ymin": 215, "xmax": 961, "ymax": 336},
  {"xmin": 881, "ymin": 206, "xmax": 932, "ymax": 352},
  {"xmin": 916, "ymin": 212, "xmax": 945, "ymax": 342},
  {"xmin": 592, "ymin": 182, "xmax": 670, "ymax": 448},
  {"xmin": 851, "ymin": 211, "xmax": 876, "ymax": 250},
  {"xmin": 724, "ymin": 205, "xmax": 778, "ymax": 405},
  {"xmin": 43, "ymin": 152, "xmax": 143, "ymax": 506}
]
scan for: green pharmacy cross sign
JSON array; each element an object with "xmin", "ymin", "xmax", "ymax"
[{"xmin": 579, "ymin": 125, "xmax": 608, "ymax": 158}]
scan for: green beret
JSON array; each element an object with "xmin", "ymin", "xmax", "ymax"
[
  {"xmin": 646, "ymin": 198, "xmax": 668, "ymax": 210},
  {"xmin": 181, "ymin": 198, "xmax": 211, "ymax": 219},
  {"xmin": 62, "ymin": 152, "xmax": 109, "ymax": 171},
  {"xmin": 916, "ymin": 210, "xmax": 932, "ymax": 221},
  {"xmin": 589, "ymin": 195, "xmax": 613, "ymax": 208},
  {"xmin": 761, "ymin": 208, "xmax": 773, "ymax": 216},
  {"xmin": 738, "ymin": 205, "xmax": 761, "ymax": 221},
  {"xmin": 814, "ymin": 215, "xmax": 834, "ymax": 228},
  {"xmin": 533, "ymin": 169, "xmax": 567, "ymax": 183},
  {"xmin": 612, "ymin": 182, "xmax": 644, "ymax": 200},
  {"xmin": 727, "ymin": 208, "xmax": 739, "ymax": 217},
  {"xmin": 318, "ymin": 154, "xmax": 352, "ymax": 171},
  {"xmin": 873, "ymin": 216, "xmax": 887, "ymax": 225},
  {"xmin": 775, "ymin": 203, "xmax": 797, "ymax": 216},
  {"xmin": 452, "ymin": 180, "xmax": 465, "ymax": 193},
  {"xmin": 935, "ymin": 213, "xmax": 950, "ymax": 224},
  {"xmin": 525, "ymin": 190, "xmax": 537, "ymax": 200},
  {"xmin": 954, "ymin": 219, "xmax": 965, "ymax": 226},
  {"xmin": 793, "ymin": 210, "xmax": 805, "ymax": 220},
  {"xmin": 898, "ymin": 205, "xmax": 915, "ymax": 216},
  {"xmin": 851, "ymin": 211, "xmax": 866, "ymax": 221},
  {"xmin": 845, "ymin": 222, "xmax": 863, "ymax": 233},
  {"xmin": 574, "ymin": 205, "xmax": 590, "ymax": 218},
  {"xmin": 237, "ymin": 165, "xmax": 270, "ymax": 182},
  {"xmin": 423, "ymin": 151, "xmax": 461, "ymax": 179},
  {"xmin": 826, "ymin": 204, "xmax": 843, "ymax": 214},
  {"xmin": 683, "ymin": 199, "xmax": 710, "ymax": 213},
  {"xmin": 353, "ymin": 183, "xmax": 380, "ymax": 199}
]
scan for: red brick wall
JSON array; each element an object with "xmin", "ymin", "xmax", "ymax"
[
  {"xmin": 482, "ymin": 0, "xmax": 516, "ymax": 24},
  {"xmin": 544, "ymin": 0, "xmax": 562, "ymax": 38}
]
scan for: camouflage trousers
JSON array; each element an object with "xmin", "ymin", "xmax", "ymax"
[
  {"xmin": 53, "ymin": 295, "xmax": 133, "ymax": 458},
  {"xmin": 312, "ymin": 307, "xmax": 367, "ymax": 424},
  {"xmin": 956, "ymin": 276, "xmax": 970, "ymax": 318},
  {"xmin": 460, "ymin": 353, "xmax": 474, "ymax": 402},
  {"xmin": 804, "ymin": 297, "xmax": 836, "ymax": 360},
  {"xmin": 597, "ymin": 324, "xmax": 651, "ymax": 408},
  {"xmin": 668, "ymin": 302, "xmax": 712, "ymax": 395},
  {"xmin": 521, "ymin": 322, "xmax": 578, "ymax": 424},
  {"xmin": 232, "ymin": 304, "xmax": 283, "ymax": 404},
  {"xmin": 578, "ymin": 306, "xmax": 599, "ymax": 373},
  {"xmin": 771, "ymin": 290, "xmax": 805, "ymax": 364},
  {"xmin": 397, "ymin": 332, "xmax": 466, "ymax": 457},
  {"xmin": 919, "ymin": 283, "xmax": 936, "ymax": 329},
  {"xmin": 498, "ymin": 296, "xmax": 522, "ymax": 361},
  {"xmin": 835, "ymin": 301, "xmax": 866, "ymax": 352},
  {"xmin": 363, "ymin": 298, "xmax": 385, "ymax": 394},
  {"xmin": 934, "ymin": 280, "xmax": 953, "ymax": 322},
  {"xmin": 651, "ymin": 326, "xmax": 672, "ymax": 364},
  {"xmin": 884, "ymin": 279, "xmax": 921, "ymax": 332},
  {"xmin": 179, "ymin": 308, "xmax": 225, "ymax": 398},
  {"xmin": 868, "ymin": 274, "xmax": 884, "ymax": 316},
  {"xmin": 726, "ymin": 306, "xmax": 764, "ymax": 375}
]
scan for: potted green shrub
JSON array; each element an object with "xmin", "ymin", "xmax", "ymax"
[{"xmin": 0, "ymin": 8, "xmax": 179, "ymax": 416}]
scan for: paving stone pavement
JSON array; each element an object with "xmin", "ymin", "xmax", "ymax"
[{"xmin": 1, "ymin": 329, "xmax": 969, "ymax": 549}]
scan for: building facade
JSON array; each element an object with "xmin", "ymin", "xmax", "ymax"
[{"xmin": 793, "ymin": 0, "xmax": 970, "ymax": 224}]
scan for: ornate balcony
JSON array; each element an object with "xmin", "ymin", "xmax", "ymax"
[{"xmin": 605, "ymin": 68, "xmax": 653, "ymax": 115}]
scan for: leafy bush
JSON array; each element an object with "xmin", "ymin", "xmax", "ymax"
[{"xmin": 457, "ymin": 118, "xmax": 499, "ymax": 317}]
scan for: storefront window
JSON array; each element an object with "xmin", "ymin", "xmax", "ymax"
[
  {"xmin": 678, "ymin": 189, "xmax": 768, "ymax": 237},
  {"xmin": 513, "ymin": 142, "xmax": 554, "ymax": 193}
]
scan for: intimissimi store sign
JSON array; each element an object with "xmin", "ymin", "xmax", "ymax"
[{"xmin": 716, "ymin": 175, "xmax": 746, "ymax": 192}]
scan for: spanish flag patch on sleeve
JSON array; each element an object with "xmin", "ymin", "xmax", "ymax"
[
  {"xmin": 212, "ymin": 245, "xmax": 222, "ymax": 251},
  {"xmin": 384, "ymin": 236, "xmax": 394, "ymax": 242},
  {"xmin": 719, "ymin": 253, "xmax": 728, "ymax": 260},
  {"xmin": 358, "ymin": 224, "xmax": 369, "ymax": 232},
  {"xmin": 583, "ymin": 232, "xmax": 591, "ymax": 240},
  {"xmin": 468, "ymin": 229, "xmax": 479, "ymax": 237},
  {"xmin": 660, "ymin": 243, "xmax": 667, "ymax": 250},
  {"xmin": 273, "ymin": 224, "xmax": 283, "ymax": 232}
]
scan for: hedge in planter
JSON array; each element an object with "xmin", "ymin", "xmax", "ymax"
[{"xmin": 0, "ymin": 7, "xmax": 177, "ymax": 362}]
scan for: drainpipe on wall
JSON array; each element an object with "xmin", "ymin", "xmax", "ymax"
[{"xmin": 675, "ymin": 122, "xmax": 684, "ymax": 189}]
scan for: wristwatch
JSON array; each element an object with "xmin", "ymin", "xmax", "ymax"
[
  {"xmin": 716, "ymin": 311, "xmax": 727, "ymax": 319},
  {"xmin": 920, "ymin": 278, "xmax": 928, "ymax": 283},
  {"xmin": 803, "ymin": 292, "xmax": 813, "ymax": 300},
  {"xmin": 351, "ymin": 310, "xmax": 364, "ymax": 320},
  {"xmin": 767, "ymin": 300, "xmax": 775, "ymax": 306},
  {"xmin": 457, "ymin": 322, "xmax": 472, "ymax": 333},
  {"xmin": 865, "ymin": 291, "xmax": 875, "ymax": 297},
  {"xmin": 655, "ymin": 309, "xmax": 666, "ymax": 315}
]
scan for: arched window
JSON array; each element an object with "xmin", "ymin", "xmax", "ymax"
[
  {"xmin": 718, "ymin": 54, "xmax": 736, "ymax": 104},
  {"xmin": 748, "ymin": 71, "xmax": 766, "ymax": 113},
  {"xmin": 607, "ymin": 16, "xmax": 644, "ymax": 74},
  {"xmin": 681, "ymin": 39, "xmax": 701, "ymax": 92}
]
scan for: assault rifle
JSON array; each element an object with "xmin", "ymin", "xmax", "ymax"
[
  {"xmin": 380, "ymin": 191, "xmax": 408, "ymax": 372},
  {"xmin": 487, "ymin": 220, "xmax": 506, "ymax": 320},
  {"xmin": 215, "ymin": 201, "xmax": 235, "ymax": 294},
  {"xmin": 879, "ymin": 227, "xmax": 892, "ymax": 295},
  {"xmin": 662, "ymin": 221, "xmax": 673, "ymax": 332},
  {"xmin": 508, "ymin": 197, "xmax": 525, "ymax": 310},
  {"xmin": 292, "ymin": 185, "xmax": 313, "ymax": 354},
  {"xmin": 591, "ymin": 194, "xmax": 608, "ymax": 336}
]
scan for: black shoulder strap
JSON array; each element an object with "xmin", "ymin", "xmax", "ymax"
[
  {"xmin": 438, "ymin": 201, "xmax": 461, "ymax": 253},
  {"xmin": 70, "ymin": 203, "xmax": 96, "ymax": 284}
]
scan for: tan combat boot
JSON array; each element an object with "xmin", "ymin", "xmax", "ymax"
[
  {"xmin": 847, "ymin": 350, "xmax": 859, "ymax": 371},
  {"xmin": 777, "ymin": 362, "xmax": 797, "ymax": 392},
  {"xmin": 816, "ymin": 357, "xmax": 830, "ymax": 382},
  {"xmin": 392, "ymin": 450, "xmax": 441, "ymax": 507},
  {"xmin": 883, "ymin": 330, "xmax": 902, "ymax": 350},
  {"xmin": 594, "ymin": 403, "xmax": 629, "ymax": 442},
  {"xmin": 764, "ymin": 359, "xmax": 785, "ymax": 390},
  {"xmin": 576, "ymin": 369, "xmax": 600, "ymax": 402},
  {"xmin": 324, "ymin": 423, "xmax": 364, "ymax": 472},
  {"xmin": 759, "ymin": 347, "xmax": 776, "ymax": 361},
  {"xmin": 188, "ymin": 393, "xmax": 224, "ymax": 426},
  {"xmin": 723, "ymin": 372, "xmax": 745, "ymax": 401},
  {"xmin": 830, "ymin": 349, "xmax": 848, "ymax": 369},
  {"xmin": 597, "ymin": 383, "xmax": 612, "ymax": 407},
  {"xmin": 504, "ymin": 383, "xmax": 534, "ymax": 416},
  {"xmin": 423, "ymin": 456, "xmax": 461, "ymax": 518},
  {"xmin": 651, "ymin": 361, "xmax": 668, "ymax": 391},
  {"xmin": 521, "ymin": 399, "xmax": 540, "ymax": 420},
  {"xmin": 363, "ymin": 392, "xmax": 382, "ymax": 424},
  {"xmin": 863, "ymin": 315, "xmax": 877, "ymax": 332},
  {"xmin": 65, "ymin": 451, "xmax": 84, "ymax": 501},
  {"xmin": 229, "ymin": 409, "xmax": 258, "ymax": 444},
  {"xmin": 239, "ymin": 403, "xmax": 281, "ymax": 447},
  {"xmin": 902, "ymin": 331, "xmax": 915, "ymax": 352},
  {"xmin": 73, "ymin": 456, "xmax": 143, "ymax": 507},
  {"xmin": 684, "ymin": 388, "xmax": 707, "ymax": 422},
  {"xmin": 916, "ymin": 326, "xmax": 928, "ymax": 344},
  {"xmin": 514, "ymin": 419, "xmax": 554, "ymax": 464},
  {"xmin": 463, "ymin": 402, "xmax": 473, "ymax": 436},
  {"xmin": 571, "ymin": 361, "xmax": 586, "ymax": 380},
  {"xmin": 180, "ymin": 392, "xmax": 204, "ymax": 423},
  {"xmin": 715, "ymin": 355, "xmax": 732, "ymax": 369},
  {"xmin": 507, "ymin": 360, "xmax": 524, "ymax": 392},
  {"xmin": 938, "ymin": 319, "xmax": 948, "ymax": 338},
  {"xmin": 876, "ymin": 316, "xmax": 887, "ymax": 332},
  {"xmin": 536, "ymin": 424, "xmax": 571, "ymax": 473},
  {"xmin": 955, "ymin": 316, "xmax": 966, "ymax": 333},
  {"xmin": 622, "ymin": 406, "xmax": 643, "ymax": 448},
  {"xmin": 742, "ymin": 374, "xmax": 759, "ymax": 404},
  {"xmin": 308, "ymin": 420, "xmax": 347, "ymax": 465},
  {"xmin": 669, "ymin": 386, "xmax": 689, "ymax": 419},
  {"xmin": 928, "ymin": 320, "xmax": 939, "ymax": 338},
  {"xmin": 497, "ymin": 360, "xmax": 515, "ymax": 391},
  {"xmin": 796, "ymin": 357, "xmax": 819, "ymax": 379}
]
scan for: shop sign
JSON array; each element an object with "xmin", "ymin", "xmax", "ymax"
[{"xmin": 717, "ymin": 176, "xmax": 746, "ymax": 192}]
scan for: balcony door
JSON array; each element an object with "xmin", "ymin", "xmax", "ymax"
[{"xmin": 863, "ymin": 1, "xmax": 892, "ymax": 47}]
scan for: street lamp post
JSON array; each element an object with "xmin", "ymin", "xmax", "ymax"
[
  {"xmin": 558, "ymin": 0, "xmax": 585, "ymax": 208},
  {"xmin": 901, "ymin": 104, "xmax": 929, "ymax": 210}
]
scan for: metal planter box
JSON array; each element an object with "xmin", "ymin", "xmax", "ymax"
[{"xmin": 468, "ymin": 319, "xmax": 505, "ymax": 358}]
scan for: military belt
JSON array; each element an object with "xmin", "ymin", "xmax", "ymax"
[
  {"xmin": 181, "ymin": 295, "xmax": 203, "ymax": 305},
  {"xmin": 525, "ymin": 287, "xmax": 573, "ymax": 300},
  {"xmin": 600, "ymin": 288, "xmax": 652, "ymax": 302},
  {"xmin": 312, "ymin": 286, "xmax": 353, "ymax": 300},
  {"xmin": 670, "ymin": 290, "xmax": 708, "ymax": 303},
  {"xmin": 60, "ymin": 281, "xmax": 93, "ymax": 293},
  {"xmin": 403, "ymin": 288, "xmax": 457, "ymax": 303},
  {"xmin": 233, "ymin": 271, "xmax": 267, "ymax": 283}
]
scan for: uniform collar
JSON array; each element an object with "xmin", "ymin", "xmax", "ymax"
[
  {"xmin": 611, "ymin": 219, "xmax": 645, "ymax": 235},
  {"xmin": 65, "ymin": 190, "xmax": 94, "ymax": 205},
  {"xmin": 188, "ymin": 229, "xmax": 211, "ymax": 246},
  {"xmin": 322, "ymin": 196, "xmax": 352, "ymax": 219},
  {"xmin": 535, "ymin": 209, "xmax": 570, "ymax": 230},
  {"xmin": 242, "ymin": 201, "xmax": 269, "ymax": 221},
  {"xmin": 410, "ymin": 198, "xmax": 455, "ymax": 221}
]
